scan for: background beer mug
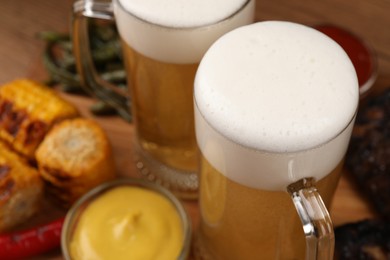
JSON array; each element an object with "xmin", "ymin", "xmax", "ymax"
[
  {"xmin": 72, "ymin": 0, "xmax": 255, "ymax": 199},
  {"xmin": 194, "ymin": 21, "xmax": 359, "ymax": 259}
]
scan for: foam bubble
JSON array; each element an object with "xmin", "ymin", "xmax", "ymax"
[
  {"xmin": 194, "ymin": 21, "xmax": 359, "ymax": 190},
  {"xmin": 114, "ymin": 0, "xmax": 255, "ymax": 63}
]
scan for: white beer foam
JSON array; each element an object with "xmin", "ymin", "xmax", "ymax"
[
  {"xmin": 114, "ymin": 0, "xmax": 255, "ymax": 64},
  {"xmin": 118, "ymin": 0, "xmax": 250, "ymax": 28},
  {"xmin": 194, "ymin": 21, "xmax": 359, "ymax": 191}
]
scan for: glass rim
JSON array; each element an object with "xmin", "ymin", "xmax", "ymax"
[
  {"xmin": 61, "ymin": 177, "xmax": 192, "ymax": 260},
  {"xmin": 114, "ymin": 0, "xmax": 253, "ymax": 30},
  {"xmin": 357, "ymin": 37, "xmax": 378, "ymax": 97}
]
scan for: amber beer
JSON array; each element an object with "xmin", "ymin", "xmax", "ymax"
[
  {"xmin": 194, "ymin": 21, "xmax": 359, "ymax": 259},
  {"xmin": 114, "ymin": 0, "xmax": 255, "ymax": 198},
  {"xmin": 197, "ymin": 153, "xmax": 344, "ymax": 259},
  {"xmin": 122, "ymin": 45, "xmax": 199, "ymax": 172}
]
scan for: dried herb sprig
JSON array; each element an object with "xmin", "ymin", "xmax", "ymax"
[{"xmin": 39, "ymin": 21, "xmax": 131, "ymax": 121}]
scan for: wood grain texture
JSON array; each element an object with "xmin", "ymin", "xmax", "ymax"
[{"xmin": 0, "ymin": 0, "xmax": 388, "ymax": 258}]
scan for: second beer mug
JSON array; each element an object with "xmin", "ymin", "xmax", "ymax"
[
  {"xmin": 194, "ymin": 21, "xmax": 359, "ymax": 259},
  {"xmin": 72, "ymin": 0, "xmax": 255, "ymax": 199}
]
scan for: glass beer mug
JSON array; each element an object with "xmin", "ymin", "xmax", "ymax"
[
  {"xmin": 71, "ymin": 0, "xmax": 255, "ymax": 199},
  {"xmin": 194, "ymin": 21, "xmax": 359, "ymax": 259}
]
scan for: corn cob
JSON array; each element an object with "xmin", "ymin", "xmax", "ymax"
[
  {"xmin": 0, "ymin": 140, "xmax": 43, "ymax": 232},
  {"xmin": 36, "ymin": 118, "xmax": 116, "ymax": 207},
  {"xmin": 0, "ymin": 79, "xmax": 79, "ymax": 160}
]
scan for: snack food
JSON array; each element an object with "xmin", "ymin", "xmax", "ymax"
[
  {"xmin": 0, "ymin": 141, "xmax": 43, "ymax": 232},
  {"xmin": 345, "ymin": 88, "xmax": 390, "ymax": 220},
  {"xmin": 335, "ymin": 220, "xmax": 390, "ymax": 259},
  {"xmin": 0, "ymin": 79, "xmax": 79, "ymax": 160},
  {"xmin": 36, "ymin": 118, "xmax": 117, "ymax": 207},
  {"xmin": 0, "ymin": 217, "xmax": 64, "ymax": 259}
]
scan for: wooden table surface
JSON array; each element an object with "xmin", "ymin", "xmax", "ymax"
[{"xmin": 0, "ymin": 0, "xmax": 389, "ymax": 259}]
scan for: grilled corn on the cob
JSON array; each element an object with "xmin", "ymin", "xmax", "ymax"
[
  {"xmin": 36, "ymin": 118, "xmax": 116, "ymax": 207},
  {"xmin": 0, "ymin": 140, "xmax": 43, "ymax": 232},
  {"xmin": 0, "ymin": 79, "xmax": 79, "ymax": 159}
]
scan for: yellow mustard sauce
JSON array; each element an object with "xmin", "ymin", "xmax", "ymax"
[{"xmin": 69, "ymin": 186, "xmax": 183, "ymax": 260}]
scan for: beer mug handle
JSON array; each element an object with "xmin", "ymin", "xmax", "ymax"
[
  {"xmin": 287, "ymin": 178, "xmax": 334, "ymax": 260},
  {"xmin": 72, "ymin": 0, "xmax": 131, "ymax": 121}
]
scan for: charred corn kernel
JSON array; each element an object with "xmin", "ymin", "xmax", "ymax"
[
  {"xmin": 36, "ymin": 118, "xmax": 116, "ymax": 207},
  {"xmin": 0, "ymin": 79, "xmax": 79, "ymax": 159},
  {"xmin": 0, "ymin": 140, "xmax": 43, "ymax": 232}
]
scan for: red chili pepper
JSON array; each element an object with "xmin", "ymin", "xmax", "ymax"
[{"xmin": 0, "ymin": 217, "xmax": 64, "ymax": 259}]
